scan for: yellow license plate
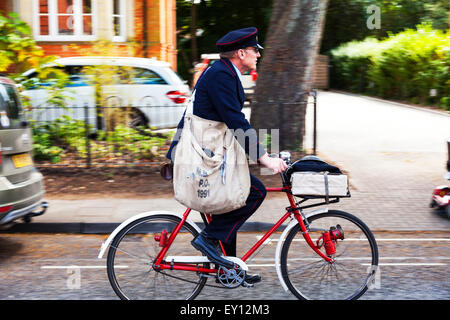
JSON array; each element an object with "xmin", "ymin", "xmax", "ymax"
[{"xmin": 12, "ymin": 153, "xmax": 33, "ymax": 168}]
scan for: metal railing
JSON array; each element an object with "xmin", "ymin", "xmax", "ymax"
[
  {"xmin": 27, "ymin": 103, "xmax": 184, "ymax": 168},
  {"xmin": 26, "ymin": 91, "xmax": 318, "ymax": 168}
]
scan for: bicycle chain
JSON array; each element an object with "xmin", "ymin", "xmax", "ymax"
[{"xmin": 157, "ymin": 269, "xmax": 238, "ymax": 289}]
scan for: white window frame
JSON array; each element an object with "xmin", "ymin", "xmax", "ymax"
[
  {"xmin": 112, "ymin": 0, "xmax": 126, "ymax": 42},
  {"xmin": 33, "ymin": 0, "xmax": 97, "ymax": 41}
]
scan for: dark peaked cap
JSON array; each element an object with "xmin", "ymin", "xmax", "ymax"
[{"xmin": 216, "ymin": 27, "xmax": 264, "ymax": 52}]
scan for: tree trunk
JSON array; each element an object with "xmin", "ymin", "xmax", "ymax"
[
  {"xmin": 251, "ymin": 0, "xmax": 328, "ymax": 152},
  {"xmin": 190, "ymin": 1, "xmax": 198, "ymax": 64}
]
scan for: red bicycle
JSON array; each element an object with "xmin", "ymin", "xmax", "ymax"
[{"xmin": 98, "ymin": 153, "xmax": 379, "ymax": 300}]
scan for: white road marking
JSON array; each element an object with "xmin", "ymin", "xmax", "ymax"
[
  {"xmin": 247, "ymin": 264, "xmax": 278, "ymax": 267},
  {"xmin": 361, "ymin": 263, "xmax": 447, "ymax": 266},
  {"xmin": 40, "ymin": 233, "xmax": 449, "ymax": 271},
  {"xmin": 248, "ymin": 262, "xmax": 448, "ymax": 267},
  {"xmin": 251, "ymin": 236, "xmax": 449, "ymax": 267},
  {"xmin": 41, "ymin": 257, "xmax": 447, "ymax": 270},
  {"xmin": 360, "ymin": 238, "xmax": 450, "ymax": 242},
  {"xmin": 247, "ymin": 251, "xmax": 449, "ymax": 268},
  {"xmin": 41, "ymin": 265, "xmax": 128, "ymax": 269},
  {"xmin": 256, "ymin": 236, "xmax": 450, "ymax": 242}
]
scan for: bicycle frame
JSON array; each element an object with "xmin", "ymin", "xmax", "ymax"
[{"xmin": 152, "ymin": 183, "xmax": 333, "ymax": 275}]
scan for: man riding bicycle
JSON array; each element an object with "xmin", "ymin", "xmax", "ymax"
[{"xmin": 167, "ymin": 27, "xmax": 287, "ymax": 285}]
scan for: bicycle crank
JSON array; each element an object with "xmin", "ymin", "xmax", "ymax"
[{"xmin": 217, "ymin": 265, "xmax": 246, "ymax": 288}]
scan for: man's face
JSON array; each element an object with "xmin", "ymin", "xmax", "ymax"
[{"xmin": 240, "ymin": 46, "xmax": 261, "ymax": 71}]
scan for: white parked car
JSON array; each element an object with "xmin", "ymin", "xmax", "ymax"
[{"xmin": 21, "ymin": 56, "xmax": 190, "ymax": 129}]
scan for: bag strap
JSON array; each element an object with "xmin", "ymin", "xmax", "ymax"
[
  {"xmin": 186, "ymin": 89, "xmax": 196, "ymax": 115},
  {"xmin": 186, "ymin": 65, "xmax": 211, "ymax": 115}
]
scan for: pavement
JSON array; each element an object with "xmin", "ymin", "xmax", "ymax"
[{"xmin": 5, "ymin": 91, "xmax": 450, "ymax": 234}]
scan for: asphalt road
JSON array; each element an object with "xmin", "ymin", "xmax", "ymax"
[{"xmin": 0, "ymin": 231, "xmax": 448, "ymax": 300}]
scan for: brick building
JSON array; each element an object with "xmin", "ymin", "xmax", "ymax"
[{"xmin": 0, "ymin": 0, "xmax": 178, "ymax": 70}]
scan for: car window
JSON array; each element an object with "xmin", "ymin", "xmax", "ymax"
[
  {"xmin": 59, "ymin": 65, "xmax": 168, "ymax": 85},
  {"xmin": 24, "ymin": 67, "xmax": 67, "ymax": 88},
  {"xmin": 65, "ymin": 65, "xmax": 168, "ymax": 85},
  {"xmin": 25, "ymin": 65, "xmax": 171, "ymax": 87},
  {"xmin": 64, "ymin": 66, "xmax": 90, "ymax": 87},
  {"xmin": 130, "ymin": 67, "xmax": 167, "ymax": 85},
  {"xmin": 0, "ymin": 84, "xmax": 24, "ymax": 129}
]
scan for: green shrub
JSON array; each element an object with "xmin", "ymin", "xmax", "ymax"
[
  {"xmin": 330, "ymin": 24, "xmax": 450, "ymax": 108},
  {"xmin": 31, "ymin": 116, "xmax": 172, "ymax": 164},
  {"xmin": 31, "ymin": 127, "xmax": 64, "ymax": 163}
]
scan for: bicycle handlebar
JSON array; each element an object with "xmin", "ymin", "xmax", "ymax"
[
  {"xmin": 268, "ymin": 151, "xmax": 293, "ymax": 187},
  {"xmin": 269, "ymin": 151, "xmax": 292, "ymax": 166}
]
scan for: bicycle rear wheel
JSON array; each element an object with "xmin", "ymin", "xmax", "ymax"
[
  {"xmin": 106, "ymin": 214, "xmax": 208, "ymax": 300},
  {"xmin": 281, "ymin": 210, "xmax": 378, "ymax": 300}
]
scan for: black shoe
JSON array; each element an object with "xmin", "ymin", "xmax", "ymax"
[
  {"xmin": 244, "ymin": 273, "xmax": 261, "ymax": 285},
  {"xmin": 191, "ymin": 232, "xmax": 235, "ymax": 269}
]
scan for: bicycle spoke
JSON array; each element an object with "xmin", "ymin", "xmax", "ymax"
[
  {"xmin": 287, "ymin": 260, "xmax": 322, "ymax": 275},
  {"xmin": 110, "ymin": 244, "xmax": 152, "ymax": 263},
  {"xmin": 316, "ymin": 263, "xmax": 329, "ymax": 284},
  {"xmin": 333, "ymin": 261, "xmax": 363, "ymax": 284},
  {"xmin": 330, "ymin": 263, "xmax": 339, "ymax": 281}
]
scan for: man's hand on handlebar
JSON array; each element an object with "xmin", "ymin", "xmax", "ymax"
[{"xmin": 258, "ymin": 153, "xmax": 288, "ymax": 174}]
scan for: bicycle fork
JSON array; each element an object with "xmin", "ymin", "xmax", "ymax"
[{"xmin": 287, "ymin": 194, "xmax": 336, "ymax": 263}]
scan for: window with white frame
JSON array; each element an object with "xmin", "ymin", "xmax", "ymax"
[
  {"xmin": 34, "ymin": 0, "xmax": 96, "ymax": 41},
  {"xmin": 112, "ymin": 0, "xmax": 126, "ymax": 42}
]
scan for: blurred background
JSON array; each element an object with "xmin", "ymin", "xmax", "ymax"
[{"xmin": 0, "ymin": 0, "xmax": 448, "ymax": 165}]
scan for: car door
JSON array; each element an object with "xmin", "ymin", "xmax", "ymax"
[
  {"xmin": 21, "ymin": 66, "xmax": 96, "ymax": 126},
  {"xmin": 101, "ymin": 66, "xmax": 187, "ymax": 129}
]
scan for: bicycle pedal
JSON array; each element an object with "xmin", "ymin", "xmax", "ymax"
[{"xmin": 241, "ymin": 281, "xmax": 254, "ymax": 288}]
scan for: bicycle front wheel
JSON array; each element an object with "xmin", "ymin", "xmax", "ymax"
[
  {"xmin": 106, "ymin": 214, "xmax": 208, "ymax": 300},
  {"xmin": 281, "ymin": 210, "xmax": 378, "ymax": 300}
]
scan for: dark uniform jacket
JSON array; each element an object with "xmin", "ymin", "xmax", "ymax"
[{"xmin": 166, "ymin": 57, "xmax": 266, "ymax": 161}]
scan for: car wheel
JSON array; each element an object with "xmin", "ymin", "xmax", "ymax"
[{"xmin": 128, "ymin": 108, "xmax": 148, "ymax": 128}]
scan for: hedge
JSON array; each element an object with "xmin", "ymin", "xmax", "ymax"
[{"xmin": 330, "ymin": 24, "xmax": 450, "ymax": 110}]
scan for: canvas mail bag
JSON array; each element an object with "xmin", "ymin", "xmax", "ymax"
[{"xmin": 173, "ymin": 90, "xmax": 250, "ymax": 214}]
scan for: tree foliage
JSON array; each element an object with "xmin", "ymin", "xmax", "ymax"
[
  {"xmin": 176, "ymin": 0, "xmax": 274, "ymax": 82},
  {"xmin": 330, "ymin": 24, "xmax": 450, "ymax": 109},
  {"xmin": 0, "ymin": 12, "xmax": 44, "ymax": 73},
  {"xmin": 321, "ymin": 0, "xmax": 449, "ymax": 53},
  {"xmin": 176, "ymin": 0, "xmax": 449, "ymax": 84}
]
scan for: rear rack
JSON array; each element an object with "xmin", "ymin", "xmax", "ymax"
[{"xmin": 292, "ymin": 197, "xmax": 341, "ymax": 211}]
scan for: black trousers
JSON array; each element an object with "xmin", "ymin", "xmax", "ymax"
[{"xmin": 204, "ymin": 174, "xmax": 267, "ymax": 256}]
